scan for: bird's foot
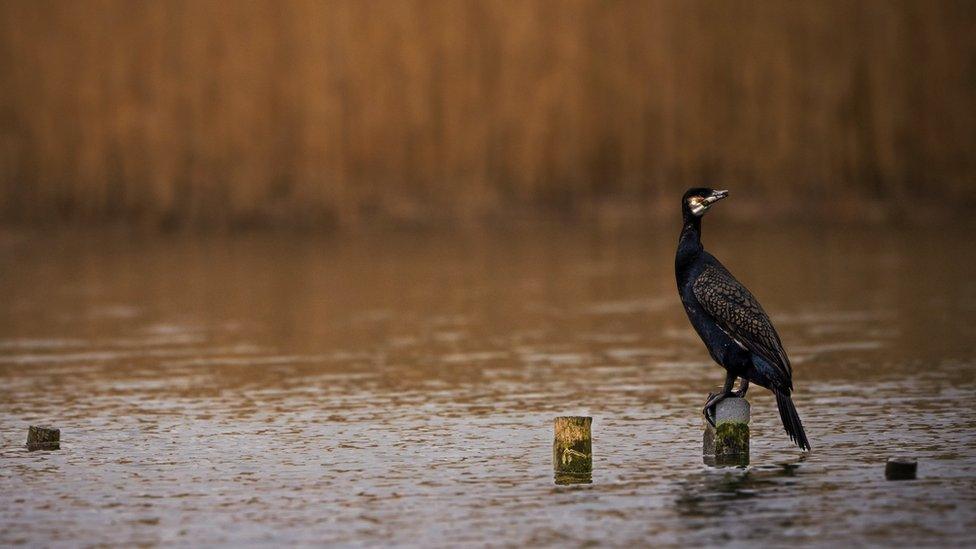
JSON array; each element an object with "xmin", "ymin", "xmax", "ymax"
[
  {"xmin": 703, "ymin": 406, "xmax": 716, "ymax": 428},
  {"xmin": 731, "ymin": 379, "xmax": 750, "ymax": 399},
  {"xmin": 702, "ymin": 390, "xmax": 734, "ymax": 428}
]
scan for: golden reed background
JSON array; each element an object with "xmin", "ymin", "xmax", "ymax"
[{"xmin": 0, "ymin": 0, "xmax": 973, "ymax": 229}]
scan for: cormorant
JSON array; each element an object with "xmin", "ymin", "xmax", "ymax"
[{"xmin": 675, "ymin": 188, "xmax": 810, "ymax": 451}]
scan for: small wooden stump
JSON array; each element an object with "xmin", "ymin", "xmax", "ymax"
[
  {"xmin": 553, "ymin": 416, "xmax": 592, "ymax": 484},
  {"xmin": 27, "ymin": 426, "xmax": 60, "ymax": 451},
  {"xmin": 703, "ymin": 398, "xmax": 749, "ymax": 466},
  {"xmin": 885, "ymin": 457, "xmax": 917, "ymax": 480}
]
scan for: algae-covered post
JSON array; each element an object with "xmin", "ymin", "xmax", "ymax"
[
  {"xmin": 27, "ymin": 426, "xmax": 60, "ymax": 451},
  {"xmin": 703, "ymin": 398, "xmax": 749, "ymax": 466},
  {"xmin": 553, "ymin": 416, "xmax": 592, "ymax": 483}
]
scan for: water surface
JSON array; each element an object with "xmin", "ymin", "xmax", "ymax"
[{"xmin": 1, "ymin": 225, "xmax": 974, "ymax": 546}]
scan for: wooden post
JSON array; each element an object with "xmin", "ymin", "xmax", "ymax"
[
  {"xmin": 703, "ymin": 398, "xmax": 749, "ymax": 466},
  {"xmin": 26, "ymin": 426, "xmax": 60, "ymax": 451},
  {"xmin": 553, "ymin": 416, "xmax": 592, "ymax": 484},
  {"xmin": 885, "ymin": 457, "xmax": 917, "ymax": 480}
]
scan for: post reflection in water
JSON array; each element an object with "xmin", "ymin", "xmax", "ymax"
[
  {"xmin": 0, "ymin": 226, "xmax": 974, "ymax": 546},
  {"xmin": 703, "ymin": 454, "xmax": 750, "ymax": 468},
  {"xmin": 554, "ymin": 472, "xmax": 593, "ymax": 485}
]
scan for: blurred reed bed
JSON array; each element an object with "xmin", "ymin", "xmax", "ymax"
[{"xmin": 0, "ymin": 0, "xmax": 973, "ymax": 229}]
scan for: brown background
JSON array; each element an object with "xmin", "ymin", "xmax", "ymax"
[{"xmin": 1, "ymin": 0, "xmax": 973, "ymax": 229}]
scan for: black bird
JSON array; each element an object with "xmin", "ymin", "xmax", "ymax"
[{"xmin": 675, "ymin": 188, "xmax": 810, "ymax": 451}]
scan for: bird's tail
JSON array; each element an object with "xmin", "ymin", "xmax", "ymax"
[{"xmin": 775, "ymin": 392, "xmax": 810, "ymax": 451}]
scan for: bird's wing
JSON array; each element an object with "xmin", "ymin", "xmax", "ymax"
[{"xmin": 693, "ymin": 263, "xmax": 793, "ymax": 389}]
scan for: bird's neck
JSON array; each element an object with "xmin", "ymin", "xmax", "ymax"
[{"xmin": 676, "ymin": 215, "xmax": 703, "ymax": 267}]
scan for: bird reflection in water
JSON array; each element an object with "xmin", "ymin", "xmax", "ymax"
[{"xmin": 675, "ymin": 458, "xmax": 807, "ymax": 519}]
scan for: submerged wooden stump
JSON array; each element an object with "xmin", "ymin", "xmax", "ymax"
[
  {"xmin": 703, "ymin": 398, "xmax": 749, "ymax": 466},
  {"xmin": 26, "ymin": 425, "xmax": 60, "ymax": 451},
  {"xmin": 553, "ymin": 416, "xmax": 592, "ymax": 484},
  {"xmin": 885, "ymin": 457, "xmax": 917, "ymax": 480}
]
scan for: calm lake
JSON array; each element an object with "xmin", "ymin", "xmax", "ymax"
[{"xmin": 1, "ymin": 225, "xmax": 974, "ymax": 546}]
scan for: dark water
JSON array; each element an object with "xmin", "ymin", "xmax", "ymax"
[{"xmin": 1, "ymin": 226, "xmax": 974, "ymax": 546}]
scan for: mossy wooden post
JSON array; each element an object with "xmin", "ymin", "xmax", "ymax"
[
  {"xmin": 703, "ymin": 398, "xmax": 749, "ymax": 466},
  {"xmin": 553, "ymin": 416, "xmax": 592, "ymax": 483},
  {"xmin": 26, "ymin": 426, "xmax": 60, "ymax": 451}
]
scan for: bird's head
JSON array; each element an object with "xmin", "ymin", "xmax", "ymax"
[{"xmin": 682, "ymin": 187, "xmax": 729, "ymax": 218}]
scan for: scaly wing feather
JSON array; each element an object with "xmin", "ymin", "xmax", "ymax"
[{"xmin": 692, "ymin": 263, "xmax": 793, "ymax": 391}]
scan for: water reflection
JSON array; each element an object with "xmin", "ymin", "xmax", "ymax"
[
  {"xmin": 703, "ymin": 454, "xmax": 750, "ymax": 467},
  {"xmin": 676, "ymin": 458, "xmax": 807, "ymax": 519},
  {"xmin": 0, "ymin": 226, "xmax": 974, "ymax": 546},
  {"xmin": 554, "ymin": 472, "xmax": 593, "ymax": 485}
]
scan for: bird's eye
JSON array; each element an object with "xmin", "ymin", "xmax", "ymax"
[{"xmin": 687, "ymin": 196, "xmax": 709, "ymax": 215}]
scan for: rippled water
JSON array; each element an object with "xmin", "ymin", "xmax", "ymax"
[{"xmin": 1, "ymin": 226, "xmax": 975, "ymax": 546}]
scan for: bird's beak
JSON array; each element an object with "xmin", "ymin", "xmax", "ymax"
[{"xmin": 703, "ymin": 189, "xmax": 729, "ymax": 205}]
